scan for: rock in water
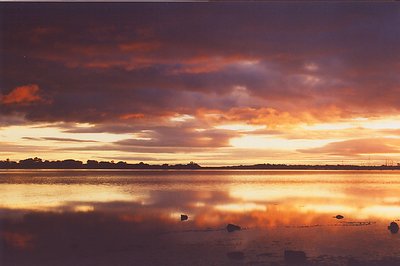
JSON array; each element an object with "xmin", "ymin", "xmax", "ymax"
[
  {"xmin": 335, "ymin": 215, "xmax": 344, "ymax": 219},
  {"xmin": 180, "ymin": 214, "xmax": 188, "ymax": 221},
  {"xmin": 284, "ymin": 250, "xmax": 307, "ymax": 264},
  {"xmin": 226, "ymin": 223, "xmax": 241, "ymax": 232},
  {"xmin": 388, "ymin": 222, "xmax": 399, "ymax": 234}
]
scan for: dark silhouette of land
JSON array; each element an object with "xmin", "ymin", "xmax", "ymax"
[
  {"xmin": 1, "ymin": 157, "xmax": 400, "ymax": 170},
  {"xmin": 0, "ymin": 157, "xmax": 201, "ymax": 169}
]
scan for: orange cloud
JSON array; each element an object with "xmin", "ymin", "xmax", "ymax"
[
  {"xmin": 167, "ymin": 55, "xmax": 259, "ymax": 74},
  {"xmin": 1, "ymin": 84, "xmax": 42, "ymax": 105},
  {"xmin": 119, "ymin": 113, "xmax": 145, "ymax": 120},
  {"xmin": 193, "ymin": 104, "xmax": 352, "ymax": 130},
  {"xmin": 1, "ymin": 231, "xmax": 34, "ymax": 250},
  {"xmin": 299, "ymin": 138, "xmax": 400, "ymax": 156},
  {"xmin": 196, "ymin": 107, "xmax": 316, "ymax": 129},
  {"xmin": 119, "ymin": 41, "xmax": 161, "ymax": 52}
]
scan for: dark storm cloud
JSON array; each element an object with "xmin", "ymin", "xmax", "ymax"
[{"xmin": 1, "ymin": 2, "xmax": 399, "ymax": 128}]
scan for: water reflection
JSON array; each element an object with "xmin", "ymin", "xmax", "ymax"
[{"xmin": 1, "ymin": 170, "xmax": 400, "ymax": 265}]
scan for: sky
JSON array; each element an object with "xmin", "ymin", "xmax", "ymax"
[{"xmin": 1, "ymin": 2, "xmax": 400, "ymax": 166}]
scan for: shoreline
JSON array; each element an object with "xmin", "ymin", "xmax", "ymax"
[{"xmin": 1, "ymin": 166, "xmax": 400, "ymax": 171}]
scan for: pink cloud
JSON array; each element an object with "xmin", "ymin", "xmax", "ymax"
[
  {"xmin": 1, "ymin": 84, "xmax": 43, "ymax": 105},
  {"xmin": 298, "ymin": 138, "xmax": 400, "ymax": 156}
]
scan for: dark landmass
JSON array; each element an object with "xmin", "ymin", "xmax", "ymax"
[
  {"xmin": 0, "ymin": 157, "xmax": 201, "ymax": 169},
  {"xmin": 1, "ymin": 157, "xmax": 400, "ymax": 170}
]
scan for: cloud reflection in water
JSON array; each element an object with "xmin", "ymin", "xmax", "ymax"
[{"xmin": 1, "ymin": 170, "xmax": 400, "ymax": 265}]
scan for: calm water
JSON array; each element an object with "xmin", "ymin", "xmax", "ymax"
[{"xmin": 1, "ymin": 170, "xmax": 400, "ymax": 265}]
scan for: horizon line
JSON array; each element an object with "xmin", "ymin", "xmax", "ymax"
[{"xmin": 1, "ymin": 157, "xmax": 399, "ymax": 169}]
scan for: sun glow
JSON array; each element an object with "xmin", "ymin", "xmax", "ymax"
[
  {"xmin": 0, "ymin": 124, "xmax": 129, "ymax": 143},
  {"xmin": 215, "ymin": 124, "xmax": 266, "ymax": 132},
  {"xmin": 214, "ymin": 202, "xmax": 266, "ymax": 212},
  {"xmin": 230, "ymin": 186, "xmax": 345, "ymax": 202},
  {"xmin": 0, "ymin": 184, "xmax": 147, "ymax": 211},
  {"xmin": 169, "ymin": 114, "xmax": 195, "ymax": 122},
  {"xmin": 229, "ymin": 135, "xmax": 333, "ymax": 150},
  {"xmin": 303, "ymin": 116, "xmax": 400, "ymax": 131}
]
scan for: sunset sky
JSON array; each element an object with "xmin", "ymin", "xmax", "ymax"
[{"xmin": 1, "ymin": 2, "xmax": 400, "ymax": 166}]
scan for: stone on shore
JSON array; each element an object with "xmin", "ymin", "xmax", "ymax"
[
  {"xmin": 226, "ymin": 223, "xmax": 241, "ymax": 232},
  {"xmin": 388, "ymin": 221, "xmax": 399, "ymax": 234}
]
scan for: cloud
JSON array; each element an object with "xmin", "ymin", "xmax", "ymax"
[
  {"xmin": 0, "ymin": 142, "xmax": 54, "ymax": 153},
  {"xmin": 2, "ymin": 3, "xmax": 399, "ymax": 126},
  {"xmin": 298, "ymin": 138, "xmax": 400, "ymax": 156},
  {"xmin": 1, "ymin": 85, "xmax": 43, "ymax": 105},
  {"xmin": 0, "ymin": 114, "xmax": 28, "ymax": 128},
  {"xmin": 22, "ymin": 137, "xmax": 98, "ymax": 143},
  {"xmin": 59, "ymin": 125, "xmax": 238, "ymax": 154},
  {"xmin": 1, "ymin": 231, "xmax": 33, "ymax": 250},
  {"xmin": 98, "ymin": 156, "xmax": 178, "ymax": 162},
  {"xmin": 1, "ymin": 3, "xmax": 399, "ymax": 161},
  {"xmin": 118, "ymin": 41, "xmax": 161, "ymax": 52},
  {"xmin": 115, "ymin": 129, "xmax": 232, "ymax": 148}
]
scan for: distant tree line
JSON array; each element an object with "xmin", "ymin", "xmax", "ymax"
[
  {"xmin": 214, "ymin": 163, "xmax": 400, "ymax": 170},
  {"xmin": 1, "ymin": 158, "xmax": 400, "ymax": 170},
  {"xmin": 0, "ymin": 157, "xmax": 201, "ymax": 169}
]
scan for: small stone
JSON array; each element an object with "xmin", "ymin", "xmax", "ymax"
[
  {"xmin": 226, "ymin": 223, "xmax": 241, "ymax": 232},
  {"xmin": 335, "ymin": 215, "xmax": 344, "ymax": 219},
  {"xmin": 180, "ymin": 214, "xmax": 188, "ymax": 221},
  {"xmin": 388, "ymin": 221, "xmax": 399, "ymax": 234}
]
